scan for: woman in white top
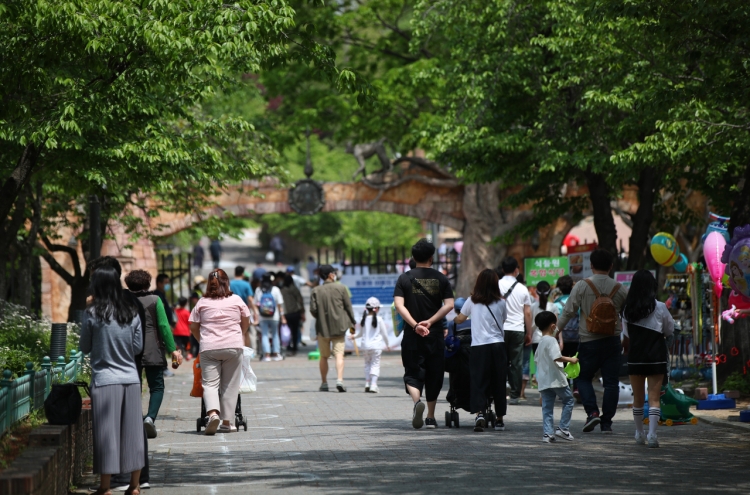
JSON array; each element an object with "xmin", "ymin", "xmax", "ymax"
[
  {"xmin": 349, "ymin": 297, "xmax": 391, "ymax": 393},
  {"xmin": 621, "ymin": 270, "xmax": 675, "ymax": 448},
  {"xmin": 254, "ymin": 273, "xmax": 286, "ymax": 362},
  {"xmin": 523, "ymin": 281, "xmax": 560, "ymax": 399},
  {"xmin": 453, "ymin": 269, "xmax": 508, "ymax": 432}
]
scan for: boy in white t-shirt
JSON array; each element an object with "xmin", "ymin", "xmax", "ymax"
[{"xmin": 534, "ymin": 311, "xmax": 578, "ymax": 443}]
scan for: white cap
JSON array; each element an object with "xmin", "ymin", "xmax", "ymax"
[{"xmin": 365, "ymin": 297, "xmax": 381, "ymax": 309}]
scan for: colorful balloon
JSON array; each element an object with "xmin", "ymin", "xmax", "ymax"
[
  {"xmin": 673, "ymin": 253, "xmax": 689, "ymax": 273},
  {"xmin": 701, "ymin": 212, "xmax": 731, "ymax": 244},
  {"xmin": 722, "ymin": 225, "xmax": 750, "ymax": 299},
  {"xmin": 705, "ymin": 231, "xmax": 727, "ymax": 298},
  {"xmin": 650, "ymin": 232, "xmax": 679, "ymax": 267}
]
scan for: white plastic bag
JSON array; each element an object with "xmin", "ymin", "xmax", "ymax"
[
  {"xmin": 240, "ymin": 347, "xmax": 257, "ymax": 394},
  {"xmin": 280, "ymin": 324, "xmax": 291, "ymax": 347},
  {"xmin": 265, "ymin": 250, "xmax": 275, "ymax": 262}
]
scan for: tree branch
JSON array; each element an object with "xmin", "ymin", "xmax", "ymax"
[
  {"xmin": 40, "ymin": 235, "xmax": 82, "ymax": 279},
  {"xmin": 37, "ymin": 243, "xmax": 75, "ymax": 286}
]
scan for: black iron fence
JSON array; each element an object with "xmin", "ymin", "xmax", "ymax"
[
  {"xmin": 316, "ymin": 247, "xmax": 461, "ymax": 288},
  {"xmin": 157, "ymin": 252, "xmax": 192, "ymax": 306}
]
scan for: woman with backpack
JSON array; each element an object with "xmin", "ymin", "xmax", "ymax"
[
  {"xmin": 255, "ymin": 273, "xmax": 286, "ymax": 362},
  {"xmin": 621, "ymin": 270, "xmax": 674, "ymax": 448},
  {"xmin": 79, "ymin": 266, "xmax": 144, "ymax": 495}
]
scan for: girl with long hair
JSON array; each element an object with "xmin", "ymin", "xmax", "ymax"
[
  {"xmin": 80, "ymin": 266, "xmax": 144, "ymax": 495},
  {"xmin": 621, "ymin": 270, "xmax": 674, "ymax": 448},
  {"xmin": 453, "ymin": 268, "xmax": 508, "ymax": 432},
  {"xmin": 350, "ymin": 297, "xmax": 391, "ymax": 393},
  {"xmin": 189, "ymin": 269, "xmax": 251, "ymax": 434}
]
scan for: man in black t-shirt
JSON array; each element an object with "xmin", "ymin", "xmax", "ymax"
[{"xmin": 394, "ymin": 239, "xmax": 455, "ymax": 429}]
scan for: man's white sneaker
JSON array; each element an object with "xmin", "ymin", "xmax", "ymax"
[
  {"xmin": 272, "ymin": 355, "xmax": 283, "ymax": 361},
  {"xmin": 543, "ymin": 434, "xmax": 556, "ymax": 443},
  {"xmin": 555, "ymin": 427, "xmax": 574, "ymax": 441},
  {"xmin": 368, "ymin": 385, "xmax": 379, "ymax": 393},
  {"xmin": 635, "ymin": 431, "xmax": 647, "ymax": 445},
  {"xmin": 412, "ymin": 401, "xmax": 425, "ymax": 429},
  {"xmin": 261, "ymin": 356, "xmax": 271, "ymax": 362},
  {"xmin": 647, "ymin": 433, "xmax": 659, "ymax": 448}
]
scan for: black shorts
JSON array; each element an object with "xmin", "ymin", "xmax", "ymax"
[{"xmin": 402, "ymin": 345, "xmax": 445, "ymax": 402}]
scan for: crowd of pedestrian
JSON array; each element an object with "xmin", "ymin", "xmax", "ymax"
[{"xmin": 79, "ymin": 235, "xmax": 676, "ymax": 493}]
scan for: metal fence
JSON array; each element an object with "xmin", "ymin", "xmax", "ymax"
[
  {"xmin": 316, "ymin": 247, "xmax": 461, "ymax": 288},
  {"xmin": 158, "ymin": 252, "xmax": 193, "ymax": 306},
  {"xmin": 0, "ymin": 350, "xmax": 84, "ymax": 437}
]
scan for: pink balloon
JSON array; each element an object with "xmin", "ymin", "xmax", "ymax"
[{"xmin": 704, "ymin": 231, "xmax": 727, "ymax": 298}]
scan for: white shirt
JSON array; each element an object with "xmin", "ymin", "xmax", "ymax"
[
  {"xmin": 535, "ymin": 335, "xmax": 569, "ymax": 391},
  {"xmin": 291, "ymin": 274, "xmax": 308, "ymax": 290},
  {"xmin": 622, "ymin": 301, "xmax": 675, "ymax": 338},
  {"xmin": 460, "ymin": 298, "xmax": 507, "ymax": 346},
  {"xmin": 352, "ymin": 315, "xmax": 390, "ymax": 350},
  {"xmin": 531, "ymin": 301, "xmax": 560, "ymax": 344},
  {"xmin": 498, "ymin": 276, "xmax": 531, "ymax": 332},
  {"xmin": 254, "ymin": 286, "xmax": 285, "ymax": 322}
]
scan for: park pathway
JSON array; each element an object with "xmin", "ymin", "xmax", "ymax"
[{"xmin": 145, "ymin": 353, "xmax": 750, "ymax": 494}]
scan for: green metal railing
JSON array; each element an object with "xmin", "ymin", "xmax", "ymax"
[{"xmin": 0, "ymin": 350, "xmax": 84, "ymax": 437}]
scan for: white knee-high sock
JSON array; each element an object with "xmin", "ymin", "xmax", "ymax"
[
  {"xmin": 648, "ymin": 408, "xmax": 660, "ymax": 436},
  {"xmin": 632, "ymin": 407, "xmax": 644, "ymax": 434},
  {"xmin": 370, "ymin": 374, "xmax": 378, "ymax": 387}
]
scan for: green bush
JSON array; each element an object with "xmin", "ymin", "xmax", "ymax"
[
  {"xmin": 0, "ymin": 301, "xmax": 81, "ymax": 377},
  {"xmin": 721, "ymin": 372, "xmax": 750, "ymax": 395}
]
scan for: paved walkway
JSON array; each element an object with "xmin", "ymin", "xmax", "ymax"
[{"xmin": 145, "ymin": 353, "xmax": 750, "ymax": 494}]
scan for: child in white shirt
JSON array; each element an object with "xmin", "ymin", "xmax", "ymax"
[
  {"xmin": 350, "ymin": 297, "xmax": 391, "ymax": 393},
  {"xmin": 534, "ymin": 311, "xmax": 578, "ymax": 443}
]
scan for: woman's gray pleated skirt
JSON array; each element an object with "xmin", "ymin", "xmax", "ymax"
[{"xmin": 91, "ymin": 382, "xmax": 145, "ymax": 474}]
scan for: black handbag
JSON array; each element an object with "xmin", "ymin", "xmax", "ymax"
[{"xmin": 44, "ymin": 382, "xmax": 89, "ymax": 425}]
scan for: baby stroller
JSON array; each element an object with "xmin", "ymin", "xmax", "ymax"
[
  {"xmin": 444, "ymin": 329, "xmax": 498, "ymax": 428},
  {"xmin": 196, "ymin": 395, "xmax": 248, "ymax": 432}
]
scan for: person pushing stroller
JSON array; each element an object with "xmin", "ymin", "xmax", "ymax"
[
  {"xmin": 349, "ymin": 297, "xmax": 391, "ymax": 393},
  {"xmin": 452, "ymin": 269, "xmax": 508, "ymax": 432}
]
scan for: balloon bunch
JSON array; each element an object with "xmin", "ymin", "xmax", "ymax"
[
  {"xmin": 650, "ymin": 232, "xmax": 689, "ymax": 273},
  {"xmin": 720, "ymin": 224, "xmax": 750, "ymax": 323}
]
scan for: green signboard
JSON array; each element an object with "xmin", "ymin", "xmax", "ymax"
[{"xmin": 524, "ymin": 257, "xmax": 569, "ymax": 286}]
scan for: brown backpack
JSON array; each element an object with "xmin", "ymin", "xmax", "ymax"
[{"xmin": 583, "ymin": 279, "xmax": 622, "ymax": 336}]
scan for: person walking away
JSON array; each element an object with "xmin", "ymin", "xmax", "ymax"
[
  {"xmin": 557, "ymin": 249, "xmax": 628, "ymax": 434},
  {"xmin": 553, "ymin": 275, "xmax": 580, "ymax": 397},
  {"xmin": 452, "ymin": 269, "xmax": 508, "ymax": 432},
  {"xmin": 394, "ymin": 239, "xmax": 455, "ymax": 429},
  {"xmin": 189, "ymin": 275, "xmax": 206, "ymax": 356},
  {"xmin": 209, "ymin": 239, "xmax": 222, "ymax": 269},
  {"xmin": 280, "ymin": 273, "xmax": 305, "ymax": 356},
  {"xmin": 154, "ymin": 274, "xmax": 176, "ymax": 377},
  {"xmin": 188, "ymin": 269, "xmax": 251, "ymax": 435},
  {"xmin": 497, "ymin": 256, "xmax": 533, "ymax": 405},
  {"xmin": 526, "ymin": 281, "xmax": 559, "ymax": 399},
  {"xmin": 534, "ymin": 311, "xmax": 578, "ymax": 443},
  {"xmin": 349, "ymin": 297, "xmax": 391, "ymax": 393},
  {"xmin": 80, "ymin": 267, "xmax": 145, "ymax": 495},
  {"xmin": 270, "ymin": 235, "xmax": 285, "ymax": 264},
  {"xmin": 306, "ymin": 256, "xmax": 318, "ymax": 283},
  {"xmin": 193, "ymin": 244, "xmax": 205, "ymax": 269},
  {"xmin": 255, "ymin": 273, "xmax": 286, "ymax": 361},
  {"xmin": 252, "ymin": 262, "xmax": 267, "ymax": 285},
  {"xmin": 621, "ymin": 270, "xmax": 674, "ymax": 448},
  {"xmin": 230, "ymin": 266, "xmax": 260, "ymax": 352},
  {"xmin": 173, "ymin": 297, "xmax": 192, "ymax": 358},
  {"xmin": 450, "ymin": 298, "xmax": 472, "ymax": 335},
  {"xmin": 123, "ymin": 270, "xmax": 182, "ymax": 439},
  {"xmin": 310, "ymin": 264, "xmax": 357, "ymax": 392}
]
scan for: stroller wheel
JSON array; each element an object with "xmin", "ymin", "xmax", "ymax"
[
  {"xmin": 452, "ymin": 411, "xmax": 460, "ymax": 428},
  {"xmin": 196, "ymin": 418, "xmax": 202, "ymax": 432},
  {"xmin": 445, "ymin": 411, "xmax": 452, "ymax": 428}
]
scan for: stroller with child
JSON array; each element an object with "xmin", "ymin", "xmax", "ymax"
[{"xmin": 444, "ymin": 319, "xmax": 498, "ymax": 429}]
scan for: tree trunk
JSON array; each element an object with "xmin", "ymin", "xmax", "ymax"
[
  {"xmin": 627, "ymin": 167, "xmax": 660, "ymax": 270},
  {"xmin": 584, "ymin": 171, "xmax": 619, "ymax": 269},
  {"xmin": 457, "ymin": 182, "xmax": 532, "ymax": 296},
  {"xmin": 66, "ymin": 273, "xmax": 90, "ymax": 323},
  {"xmin": 0, "ymin": 144, "xmax": 39, "ymax": 233},
  {"xmin": 729, "ymin": 162, "xmax": 750, "ymax": 235}
]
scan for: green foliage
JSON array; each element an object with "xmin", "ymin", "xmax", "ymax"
[{"xmin": 721, "ymin": 372, "xmax": 750, "ymax": 396}]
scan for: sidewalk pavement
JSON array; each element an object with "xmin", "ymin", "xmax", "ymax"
[{"xmin": 117, "ymin": 353, "xmax": 750, "ymax": 494}]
